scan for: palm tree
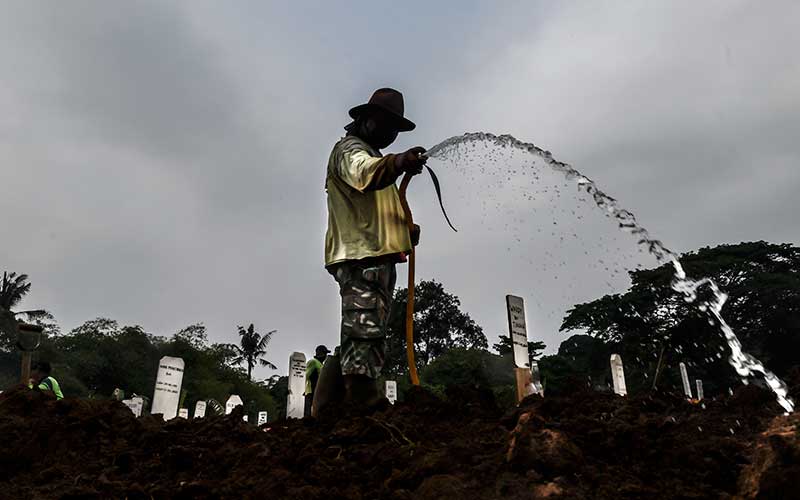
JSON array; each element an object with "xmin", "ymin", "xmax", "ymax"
[
  {"xmin": 232, "ymin": 324, "xmax": 277, "ymax": 380},
  {"xmin": 0, "ymin": 272, "xmax": 32, "ymax": 346},
  {"xmin": 1, "ymin": 271, "xmax": 31, "ymax": 311},
  {"xmin": 1, "ymin": 272, "xmax": 51, "ymax": 349}
]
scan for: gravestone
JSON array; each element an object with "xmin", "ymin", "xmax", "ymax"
[
  {"xmin": 225, "ymin": 395, "xmax": 243, "ymax": 415},
  {"xmin": 243, "ymin": 415, "xmax": 248, "ymax": 422},
  {"xmin": 258, "ymin": 411, "xmax": 268, "ymax": 425},
  {"xmin": 150, "ymin": 356, "xmax": 185, "ymax": 420},
  {"xmin": 194, "ymin": 400, "xmax": 207, "ymax": 418},
  {"xmin": 178, "ymin": 408, "xmax": 188, "ymax": 419},
  {"xmin": 122, "ymin": 399, "xmax": 135, "ymax": 414},
  {"xmin": 132, "ymin": 396, "xmax": 144, "ymax": 416},
  {"xmin": 610, "ymin": 354, "xmax": 627, "ymax": 396},
  {"xmin": 696, "ymin": 379, "xmax": 704, "ymax": 401},
  {"xmin": 385, "ymin": 380, "xmax": 398, "ymax": 404},
  {"xmin": 530, "ymin": 361, "xmax": 544, "ymax": 396},
  {"xmin": 505, "ymin": 295, "xmax": 530, "ymax": 368},
  {"xmin": 507, "ymin": 295, "xmax": 538, "ymax": 403},
  {"xmin": 679, "ymin": 362, "xmax": 693, "ymax": 399},
  {"xmin": 286, "ymin": 352, "xmax": 306, "ymax": 419},
  {"xmin": 122, "ymin": 396, "xmax": 144, "ymax": 417}
]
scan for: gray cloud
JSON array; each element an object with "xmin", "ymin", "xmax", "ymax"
[{"xmin": 1, "ymin": 1, "xmax": 798, "ymax": 379}]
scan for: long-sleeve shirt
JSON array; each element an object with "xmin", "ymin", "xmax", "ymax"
[
  {"xmin": 305, "ymin": 358, "xmax": 323, "ymax": 396},
  {"xmin": 33, "ymin": 376, "xmax": 64, "ymax": 400},
  {"xmin": 324, "ymin": 136, "xmax": 411, "ymax": 266}
]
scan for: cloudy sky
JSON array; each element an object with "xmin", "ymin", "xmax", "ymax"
[{"xmin": 2, "ymin": 1, "xmax": 798, "ymax": 378}]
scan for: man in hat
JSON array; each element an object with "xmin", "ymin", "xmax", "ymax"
[
  {"xmin": 318, "ymin": 88, "xmax": 426, "ymax": 410},
  {"xmin": 304, "ymin": 344, "xmax": 330, "ymax": 416}
]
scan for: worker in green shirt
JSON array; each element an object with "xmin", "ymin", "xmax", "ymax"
[
  {"xmin": 30, "ymin": 361, "xmax": 64, "ymax": 400},
  {"xmin": 304, "ymin": 345, "xmax": 329, "ymax": 417}
]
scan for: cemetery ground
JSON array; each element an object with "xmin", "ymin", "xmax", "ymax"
[{"xmin": 1, "ymin": 374, "xmax": 799, "ymax": 499}]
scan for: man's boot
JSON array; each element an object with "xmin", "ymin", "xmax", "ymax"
[{"xmin": 311, "ymin": 354, "xmax": 344, "ymax": 417}]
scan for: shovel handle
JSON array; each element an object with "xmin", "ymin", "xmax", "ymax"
[{"xmin": 399, "ymin": 173, "xmax": 420, "ymax": 386}]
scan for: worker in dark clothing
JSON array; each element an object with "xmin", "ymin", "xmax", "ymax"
[{"xmin": 304, "ymin": 345, "xmax": 330, "ymax": 416}]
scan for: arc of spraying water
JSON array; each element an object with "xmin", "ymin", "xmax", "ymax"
[{"xmin": 427, "ymin": 132, "xmax": 794, "ymax": 413}]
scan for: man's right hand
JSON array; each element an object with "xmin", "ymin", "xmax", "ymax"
[
  {"xmin": 410, "ymin": 223, "xmax": 421, "ymax": 246},
  {"xmin": 395, "ymin": 146, "xmax": 427, "ymax": 176}
]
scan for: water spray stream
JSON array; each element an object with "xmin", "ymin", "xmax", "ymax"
[{"xmin": 427, "ymin": 132, "xmax": 794, "ymax": 413}]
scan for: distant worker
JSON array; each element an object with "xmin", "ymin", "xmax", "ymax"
[
  {"xmin": 30, "ymin": 361, "xmax": 63, "ymax": 400},
  {"xmin": 315, "ymin": 88, "xmax": 425, "ymax": 413},
  {"xmin": 304, "ymin": 345, "xmax": 330, "ymax": 416}
]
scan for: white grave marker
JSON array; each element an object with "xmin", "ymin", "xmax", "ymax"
[
  {"xmin": 194, "ymin": 400, "xmax": 207, "ymax": 418},
  {"xmin": 530, "ymin": 361, "xmax": 544, "ymax": 396},
  {"xmin": 505, "ymin": 295, "xmax": 530, "ymax": 368},
  {"xmin": 226, "ymin": 395, "xmax": 243, "ymax": 415},
  {"xmin": 243, "ymin": 415, "xmax": 249, "ymax": 422},
  {"xmin": 122, "ymin": 396, "xmax": 144, "ymax": 417},
  {"xmin": 178, "ymin": 408, "xmax": 189, "ymax": 419},
  {"xmin": 258, "ymin": 411, "xmax": 268, "ymax": 425},
  {"xmin": 679, "ymin": 362, "xmax": 693, "ymax": 399},
  {"xmin": 150, "ymin": 356, "xmax": 185, "ymax": 420},
  {"xmin": 122, "ymin": 399, "xmax": 135, "ymax": 413},
  {"xmin": 696, "ymin": 380, "xmax": 704, "ymax": 401},
  {"xmin": 385, "ymin": 380, "xmax": 398, "ymax": 404},
  {"xmin": 610, "ymin": 354, "xmax": 627, "ymax": 396},
  {"xmin": 134, "ymin": 397, "xmax": 144, "ymax": 416},
  {"xmin": 287, "ymin": 352, "xmax": 307, "ymax": 419}
]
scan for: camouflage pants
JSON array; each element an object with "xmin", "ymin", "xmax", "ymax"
[{"xmin": 329, "ymin": 258, "xmax": 397, "ymax": 379}]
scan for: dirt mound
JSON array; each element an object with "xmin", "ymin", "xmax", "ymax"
[
  {"xmin": 738, "ymin": 412, "xmax": 800, "ymax": 499},
  {"xmin": 0, "ymin": 383, "xmax": 797, "ymax": 499}
]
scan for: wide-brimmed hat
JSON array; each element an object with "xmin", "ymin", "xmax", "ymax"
[{"xmin": 348, "ymin": 88, "xmax": 416, "ymax": 132}]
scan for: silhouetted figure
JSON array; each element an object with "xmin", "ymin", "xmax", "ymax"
[
  {"xmin": 315, "ymin": 88, "xmax": 425, "ymax": 414},
  {"xmin": 304, "ymin": 345, "xmax": 330, "ymax": 416}
]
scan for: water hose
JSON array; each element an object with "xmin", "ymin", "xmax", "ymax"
[
  {"xmin": 399, "ymin": 172, "xmax": 420, "ymax": 386},
  {"xmin": 398, "ymin": 159, "xmax": 457, "ymax": 386}
]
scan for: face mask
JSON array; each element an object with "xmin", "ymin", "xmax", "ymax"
[{"xmin": 363, "ymin": 117, "xmax": 398, "ymax": 150}]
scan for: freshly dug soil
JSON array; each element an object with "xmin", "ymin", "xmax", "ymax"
[{"xmin": 0, "ymin": 383, "xmax": 797, "ymax": 500}]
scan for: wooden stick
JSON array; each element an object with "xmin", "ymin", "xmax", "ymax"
[
  {"xmin": 652, "ymin": 343, "xmax": 665, "ymax": 390},
  {"xmin": 20, "ymin": 352, "xmax": 32, "ymax": 385},
  {"xmin": 399, "ymin": 173, "xmax": 420, "ymax": 386},
  {"xmin": 514, "ymin": 367, "xmax": 533, "ymax": 404}
]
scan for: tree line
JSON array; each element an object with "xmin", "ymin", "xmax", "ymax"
[
  {"xmin": 0, "ymin": 275, "xmax": 280, "ymax": 420},
  {"xmin": 380, "ymin": 241, "xmax": 799, "ymax": 402},
  {"xmin": 2, "ymin": 241, "xmax": 797, "ymax": 415}
]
